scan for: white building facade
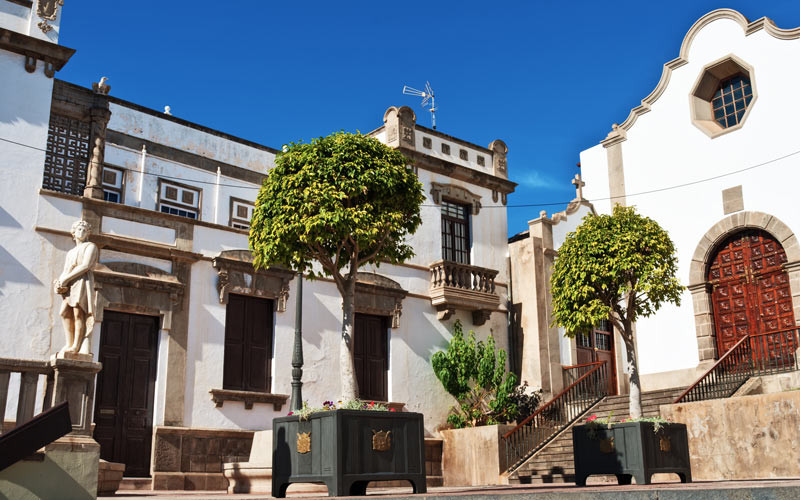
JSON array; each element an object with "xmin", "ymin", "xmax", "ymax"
[
  {"xmin": 0, "ymin": 2, "xmax": 516, "ymax": 489},
  {"xmin": 579, "ymin": 9, "xmax": 800, "ymax": 392}
]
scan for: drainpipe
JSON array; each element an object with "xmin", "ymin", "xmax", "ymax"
[
  {"xmin": 214, "ymin": 167, "xmax": 221, "ymax": 224},
  {"xmin": 507, "ymin": 254, "xmax": 517, "ymax": 377},
  {"xmin": 137, "ymin": 144, "xmax": 146, "ymax": 206}
]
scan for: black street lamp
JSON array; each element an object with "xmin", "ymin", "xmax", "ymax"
[{"xmin": 290, "ymin": 273, "xmax": 303, "ymax": 411}]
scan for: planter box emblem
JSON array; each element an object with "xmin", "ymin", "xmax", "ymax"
[
  {"xmin": 297, "ymin": 432, "xmax": 311, "ymax": 454},
  {"xmin": 372, "ymin": 429, "xmax": 392, "ymax": 452},
  {"xmin": 598, "ymin": 437, "xmax": 615, "ymax": 454},
  {"xmin": 660, "ymin": 436, "xmax": 671, "ymax": 453}
]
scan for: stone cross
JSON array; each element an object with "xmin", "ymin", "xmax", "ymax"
[{"xmin": 572, "ymin": 173, "xmax": 586, "ymax": 201}]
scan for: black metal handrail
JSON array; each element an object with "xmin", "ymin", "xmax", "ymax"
[
  {"xmin": 675, "ymin": 328, "xmax": 799, "ymax": 404},
  {"xmin": 502, "ymin": 361, "xmax": 607, "ymax": 474},
  {"xmin": 562, "ymin": 362, "xmax": 600, "ymax": 388}
]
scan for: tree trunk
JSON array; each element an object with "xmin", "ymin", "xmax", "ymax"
[
  {"xmin": 623, "ymin": 324, "xmax": 643, "ymax": 419},
  {"xmin": 339, "ymin": 277, "xmax": 359, "ymax": 400}
]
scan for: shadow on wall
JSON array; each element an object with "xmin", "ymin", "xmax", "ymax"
[{"xmin": 0, "ymin": 245, "xmax": 43, "ymax": 297}]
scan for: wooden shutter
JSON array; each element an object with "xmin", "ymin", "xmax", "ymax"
[{"xmin": 224, "ymin": 294, "xmax": 274, "ymax": 392}]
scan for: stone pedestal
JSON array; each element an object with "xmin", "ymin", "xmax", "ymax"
[
  {"xmin": 49, "ymin": 356, "xmax": 102, "ymax": 435},
  {"xmin": 98, "ymin": 459, "xmax": 125, "ymax": 496}
]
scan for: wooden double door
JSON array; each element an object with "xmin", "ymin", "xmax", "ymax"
[
  {"xmin": 708, "ymin": 230, "xmax": 795, "ymax": 356},
  {"xmin": 576, "ymin": 320, "xmax": 618, "ymax": 396},
  {"xmin": 93, "ymin": 311, "xmax": 160, "ymax": 477}
]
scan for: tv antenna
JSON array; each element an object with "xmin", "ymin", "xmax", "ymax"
[{"xmin": 402, "ymin": 81, "xmax": 437, "ymax": 129}]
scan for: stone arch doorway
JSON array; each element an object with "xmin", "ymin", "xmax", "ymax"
[
  {"xmin": 688, "ymin": 212, "xmax": 800, "ymax": 365},
  {"xmin": 707, "ymin": 229, "xmax": 794, "ymax": 356}
]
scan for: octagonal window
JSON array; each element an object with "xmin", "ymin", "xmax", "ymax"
[
  {"xmin": 712, "ymin": 75, "xmax": 753, "ymax": 128},
  {"xmin": 690, "ymin": 55, "xmax": 757, "ymax": 139}
]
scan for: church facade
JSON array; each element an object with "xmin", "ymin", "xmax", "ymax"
[
  {"xmin": 577, "ymin": 9, "xmax": 800, "ymax": 392},
  {"xmin": 0, "ymin": 1, "xmax": 515, "ymax": 488}
]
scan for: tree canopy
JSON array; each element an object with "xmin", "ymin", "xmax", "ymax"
[
  {"xmin": 550, "ymin": 205, "xmax": 684, "ymax": 336},
  {"xmin": 249, "ymin": 132, "xmax": 424, "ymax": 285}
]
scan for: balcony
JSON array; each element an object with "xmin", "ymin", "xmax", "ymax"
[{"xmin": 429, "ymin": 260, "xmax": 499, "ymax": 325}]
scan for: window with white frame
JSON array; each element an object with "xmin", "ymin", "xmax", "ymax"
[
  {"xmin": 229, "ymin": 198, "xmax": 255, "ymax": 230},
  {"xmin": 102, "ymin": 165, "xmax": 124, "ymax": 203},
  {"xmin": 158, "ymin": 179, "xmax": 201, "ymax": 219}
]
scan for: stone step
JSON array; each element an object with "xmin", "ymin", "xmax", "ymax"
[{"xmin": 118, "ymin": 478, "xmax": 152, "ymax": 491}]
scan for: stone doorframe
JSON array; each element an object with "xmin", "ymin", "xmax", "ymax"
[{"xmin": 688, "ymin": 211, "xmax": 800, "ymax": 364}]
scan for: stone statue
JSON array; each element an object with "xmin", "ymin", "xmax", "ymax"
[{"xmin": 54, "ymin": 220, "xmax": 99, "ymax": 357}]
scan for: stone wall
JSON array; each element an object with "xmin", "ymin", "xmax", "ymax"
[
  {"xmin": 440, "ymin": 424, "xmax": 513, "ymax": 486},
  {"xmin": 660, "ymin": 391, "xmax": 800, "ymax": 480},
  {"xmin": 151, "ymin": 426, "xmax": 253, "ymax": 490}
]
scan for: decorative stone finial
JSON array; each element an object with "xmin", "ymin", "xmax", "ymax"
[
  {"xmin": 164, "ymin": 105, "xmax": 172, "ymax": 115},
  {"xmin": 54, "ymin": 220, "xmax": 98, "ymax": 359}
]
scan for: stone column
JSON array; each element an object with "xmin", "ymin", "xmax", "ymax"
[
  {"xmin": 49, "ymin": 357, "xmax": 102, "ymax": 436},
  {"xmin": 83, "ymin": 79, "xmax": 111, "ymax": 199},
  {"xmin": 44, "ymin": 356, "xmax": 104, "ymax": 498}
]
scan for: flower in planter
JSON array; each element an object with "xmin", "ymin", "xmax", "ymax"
[{"xmin": 586, "ymin": 415, "xmax": 598, "ymax": 423}]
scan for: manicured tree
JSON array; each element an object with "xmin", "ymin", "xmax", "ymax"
[
  {"xmin": 249, "ymin": 132, "xmax": 424, "ymax": 400},
  {"xmin": 549, "ymin": 205, "xmax": 684, "ymax": 418}
]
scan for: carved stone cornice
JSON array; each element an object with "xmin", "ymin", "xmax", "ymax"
[
  {"xmin": 399, "ymin": 147, "xmax": 517, "ymax": 195},
  {"xmin": 355, "ymin": 272, "xmax": 408, "ymax": 329},
  {"xmin": 211, "ymin": 250, "xmax": 295, "ymax": 312},
  {"xmin": 430, "ymin": 182, "xmax": 482, "ymax": 215},
  {"xmin": 0, "ymin": 27, "xmax": 75, "ymax": 78},
  {"xmin": 429, "ymin": 260, "xmax": 500, "ymax": 325},
  {"xmin": 94, "ymin": 263, "xmax": 185, "ymax": 307}
]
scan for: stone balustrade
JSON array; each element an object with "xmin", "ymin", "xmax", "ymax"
[
  {"xmin": 428, "ymin": 260, "xmax": 500, "ymax": 325},
  {"xmin": 0, "ymin": 358, "xmax": 53, "ymax": 433}
]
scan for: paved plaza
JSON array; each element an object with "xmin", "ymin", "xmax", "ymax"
[{"xmin": 111, "ymin": 479, "xmax": 800, "ymax": 499}]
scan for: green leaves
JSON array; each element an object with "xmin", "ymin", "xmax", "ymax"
[
  {"xmin": 249, "ymin": 132, "xmax": 425, "ymax": 282},
  {"xmin": 550, "ymin": 205, "xmax": 685, "ymax": 337},
  {"xmin": 431, "ymin": 320, "xmax": 518, "ymax": 428}
]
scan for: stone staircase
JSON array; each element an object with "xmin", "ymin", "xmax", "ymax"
[{"xmin": 507, "ymin": 388, "xmax": 684, "ymax": 484}]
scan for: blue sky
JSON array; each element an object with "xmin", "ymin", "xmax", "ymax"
[{"xmin": 57, "ymin": 2, "xmax": 800, "ymax": 236}]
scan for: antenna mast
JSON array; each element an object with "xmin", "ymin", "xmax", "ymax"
[{"xmin": 402, "ymin": 81, "xmax": 437, "ymax": 129}]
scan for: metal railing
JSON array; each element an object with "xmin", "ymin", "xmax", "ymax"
[
  {"xmin": 562, "ymin": 361, "xmax": 600, "ymax": 389},
  {"xmin": 502, "ymin": 361, "xmax": 608, "ymax": 474},
  {"xmin": 0, "ymin": 358, "xmax": 54, "ymax": 434},
  {"xmin": 675, "ymin": 328, "xmax": 799, "ymax": 404}
]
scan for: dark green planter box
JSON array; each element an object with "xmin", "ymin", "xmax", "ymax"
[
  {"xmin": 572, "ymin": 421, "xmax": 692, "ymax": 486},
  {"xmin": 272, "ymin": 409, "xmax": 426, "ymax": 497}
]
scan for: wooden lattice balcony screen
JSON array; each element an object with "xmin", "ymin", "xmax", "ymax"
[{"xmin": 41, "ymin": 113, "xmax": 90, "ymax": 195}]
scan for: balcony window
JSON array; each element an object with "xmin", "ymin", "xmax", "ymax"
[
  {"xmin": 441, "ymin": 200, "xmax": 470, "ymax": 264},
  {"xmin": 230, "ymin": 197, "xmax": 255, "ymax": 230},
  {"xmin": 102, "ymin": 165, "xmax": 124, "ymax": 203}
]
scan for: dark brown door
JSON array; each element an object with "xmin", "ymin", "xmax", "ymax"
[
  {"xmin": 354, "ymin": 314, "xmax": 388, "ymax": 402},
  {"xmin": 223, "ymin": 294, "xmax": 273, "ymax": 392},
  {"xmin": 709, "ymin": 230, "xmax": 794, "ymax": 357},
  {"xmin": 575, "ymin": 320, "xmax": 617, "ymax": 395},
  {"xmin": 93, "ymin": 311, "xmax": 159, "ymax": 477}
]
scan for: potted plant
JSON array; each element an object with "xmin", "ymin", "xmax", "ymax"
[
  {"xmin": 550, "ymin": 206, "xmax": 691, "ymax": 485},
  {"xmin": 272, "ymin": 400, "xmax": 426, "ymax": 497},
  {"xmin": 572, "ymin": 415, "xmax": 691, "ymax": 486}
]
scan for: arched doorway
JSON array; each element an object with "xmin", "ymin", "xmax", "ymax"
[{"xmin": 707, "ymin": 229, "xmax": 795, "ymax": 356}]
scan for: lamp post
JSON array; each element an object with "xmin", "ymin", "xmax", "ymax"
[{"xmin": 290, "ymin": 273, "xmax": 304, "ymax": 411}]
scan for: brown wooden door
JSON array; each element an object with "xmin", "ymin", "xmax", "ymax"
[
  {"xmin": 93, "ymin": 311, "xmax": 159, "ymax": 477},
  {"xmin": 223, "ymin": 294, "xmax": 273, "ymax": 392},
  {"xmin": 709, "ymin": 230, "xmax": 794, "ymax": 357},
  {"xmin": 354, "ymin": 314, "xmax": 388, "ymax": 402},
  {"xmin": 575, "ymin": 320, "xmax": 617, "ymax": 395}
]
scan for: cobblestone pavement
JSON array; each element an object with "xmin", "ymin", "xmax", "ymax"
[{"xmin": 113, "ymin": 478, "xmax": 800, "ymax": 499}]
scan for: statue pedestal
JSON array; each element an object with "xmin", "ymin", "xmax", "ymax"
[{"xmin": 49, "ymin": 356, "xmax": 102, "ymax": 436}]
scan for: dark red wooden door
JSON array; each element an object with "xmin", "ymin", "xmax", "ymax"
[
  {"xmin": 709, "ymin": 230, "xmax": 794, "ymax": 356},
  {"xmin": 354, "ymin": 314, "xmax": 388, "ymax": 402},
  {"xmin": 575, "ymin": 320, "xmax": 617, "ymax": 396},
  {"xmin": 93, "ymin": 311, "xmax": 159, "ymax": 477}
]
